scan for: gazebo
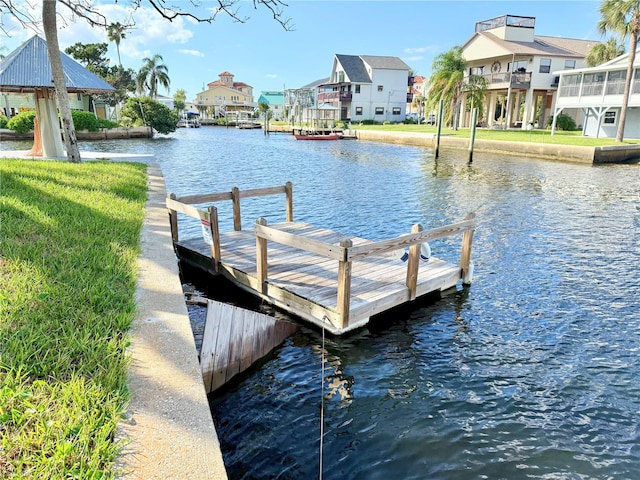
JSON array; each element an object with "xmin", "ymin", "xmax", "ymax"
[{"xmin": 0, "ymin": 35, "xmax": 115, "ymax": 157}]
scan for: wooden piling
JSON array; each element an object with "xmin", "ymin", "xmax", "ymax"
[
  {"xmin": 337, "ymin": 239, "xmax": 353, "ymax": 329},
  {"xmin": 468, "ymin": 108, "xmax": 478, "ymax": 163},
  {"xmin": 405, "ymin": 224, "xmax": 422, "ymax": 300},
  {"xmin": 435, "ymin": 100, "xmax": 444, "ymax": 159}
]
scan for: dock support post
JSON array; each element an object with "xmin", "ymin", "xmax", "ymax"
[
  {"xmin": 406, "ymin": 224, "xmax": 422, "ymax": 300},
  {"xmin": 460, "ymin": 213, "xmax": 476, "ymax": 285},
  {"xmin": 232, "ymin": 186, "xmax": 242, "ymax": 231},
  {"xmin": 468, "ymin": 108, "xmax": 478, "ymax": 163},
  {"xmin": 256, "ymin": 217, "xmax": 268, "ymax": 294},
  {"xmin": 208, "ymin": 206, "xmax": 221, "ymax": 272},
  {"xmin": 285, "ymin": 181, "xmax": 293, "ymax": 222},
  {"xmin": 337, "ymin": 239, "xmax": 353, "ymax": 329},
  {"xmin": 435, "ymin": 100, "xmax": 444, "ymax": 159},
  {"xmin": 168, "ymin": 193, "xmax": 179, "ymax": 243}
]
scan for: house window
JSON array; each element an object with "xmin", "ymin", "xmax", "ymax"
[
  {"xmin": 355, "ymin": 85, "xmax": 360, "ymax": 94},
  {"xmin": 583, "ymin": 72, "xmax": 605, "ymax": 96},
  {"xmin": 559, "ymin": 74, "xmax": 581, "ymax": 97},
  {"xmin": 564, "ymin": 60, "xmax": 576, "ymax": 69},
  {"xmin": 539, "ymin": 58, "xmax": 551, "ymax": 74},
  {"xmin": 469, "ymin": 66, "xmax": 484, "ymax": 75},
  {"xmin": 606, "ymin": 70, "xmax": 626, "ymax": 95},
  {"xmin": 392, "ymin": 107, "xmax": 401, "ymax": 115},
  {"xmin": 355, "ymin": 107, "xmax": 363, "ymax": 115},
  {"xmin": 634, "ymin": 68, "xmax": 640, "ymax": 94},
  {"xmin": 375, "ymin": 107, "xmax": 384, "ymax": 115},
  {"xmin": 604, "ymin": 111, "xmax": 617, "ymax": 125},
  {"xmin": 377, "ymin": 85, "xmax": 383, "ymax": 92}
]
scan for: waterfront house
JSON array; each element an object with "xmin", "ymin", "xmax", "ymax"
[
  {"xmin": 284, "ymin": 78, "xmax": 328, "ymax": 126},
  {"xmin": 552, "ymin": 48, "xmax": 640, "ymax": 139},
  {"xmin": 316, "ymin": 54, "xmax": 412, "ymax": 123},
  {"xmin": 460, "ymin": 14, "xmax": 599, "ymax": 129},
  {"xmin": 194, "ymin": 72, "xmax": 256, "ymax": 120},
  {"xmin": 257, "ymin": 91, "xmax": 285, "ymax": 120}
]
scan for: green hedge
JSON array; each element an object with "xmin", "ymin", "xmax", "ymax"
[
  {"xmin": 7, "ymin": 110, "xmax": 36, "ymax": 134},
  {"xmin": 0, "ymin": 114, "xmax": 8, "ymax": 129}
]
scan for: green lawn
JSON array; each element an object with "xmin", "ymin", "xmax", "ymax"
[
  {"xmin": 351, "ymin": 123, "xmax": 640, "ymax": 146},
  {"xmin": 0, "ymin": 159, "xmax": 147, "ymax": 479}
]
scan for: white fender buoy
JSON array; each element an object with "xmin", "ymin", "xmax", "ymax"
[{"xmin": 420, "ymin": 242, "xmax": 431, "ymax": 261}]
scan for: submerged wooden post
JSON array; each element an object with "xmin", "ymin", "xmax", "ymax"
[
  {"xmin": 435, "ymin": 100, "xmax": 444, "ymax": 159},
  {"xmin": 468, "ymin": 108, "xmax": 478, "ymax": 163},
  {"xmin": 460, "ymin": 213, "xmax": 476, "ymax": 285},
  {"xmin": 168, "ymin": 193, "xmax": 179, "ymax": 243},
  {"xmin": 256, "ymin": 217, "xmax": 268, "ymax": 294},
  {"xmin": 337, "ymin": 239, "xmax": 353, "ymax": 329},
  {"xmin": 285, "ymin": 181, "xmax": 293, "ymax": 222},
  {"xmin": 405, "ymin": 224, "xmax": 422, "ymax": 300},
  {"xmin": 231, "ymin": 186, "xmax": 242, "ymax": 231},
  {"xmin": 208, "ymin": 205, "xmax": 221, "ymax": 272}
]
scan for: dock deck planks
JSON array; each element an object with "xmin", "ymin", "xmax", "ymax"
[{"xmin": 177, "ymin": 221, "xmax": 464, "ymax": 334}]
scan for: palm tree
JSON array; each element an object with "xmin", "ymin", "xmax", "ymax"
[
  {"xmin": 427, "ymin": 46, "xmax": 486, "ymax": 130},
  {"xmin": 136, "ymin": 54, "xmax": 170, "ymax": 99},
  {"xmin": 107, "ymin": 22, "xmax": 127, "ymax": 67},
  {"xmin": 586, "ymin": 37, "xmax": 626, "ymax": 66},
  {"xmin": 597, "ymin": 0, "xmax": 640, "ymax": 142}
]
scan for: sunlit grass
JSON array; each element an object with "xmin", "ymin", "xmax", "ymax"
[
  {"xmin": 0, "ymin": 159, "xmax": 147, "ymax": 479},
  {"xmin": 352, "ymin": 123, "xmax": 640, "ymax": 146}
]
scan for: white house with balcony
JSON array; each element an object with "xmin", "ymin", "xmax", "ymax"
[
  {"xmin": 460, "ymin": 15, "xmax": 599, "ymax": 129},
  {"xmin": 552, "ymin": 48, "xmax": 640, "ymax": 139},
  {"xmin": 316, "ymin": 54, "xmax": 412, "ymax": 123}
]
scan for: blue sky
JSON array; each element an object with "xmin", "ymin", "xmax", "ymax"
[{"xmin": 2, "ymin": 1, "xmax": 605, "ymax": 101}]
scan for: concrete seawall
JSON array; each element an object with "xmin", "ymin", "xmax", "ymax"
[
  {"xmin": 117, "ymin": 162, "xmax": 227, "ymax": 479},
  {"xmin": 0, "ymin": 126, "xmax": 153, "ymax": 141},
  {"xmin": 353, "ymin": 130, "xmax": 640, "ymax": 164}
]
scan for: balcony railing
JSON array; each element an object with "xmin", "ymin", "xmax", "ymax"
[
  {"xmin": 317, "ymin": 91, "xmax": 353, "ymax": 103},
  {"xmin": 476, "ymin": 71, "xmax": 532, "ymax": 89}
]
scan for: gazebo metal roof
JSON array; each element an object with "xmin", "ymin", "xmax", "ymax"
[{"xmin": 0, "ymin": 35, "xmax": 115, "ymax": 94}]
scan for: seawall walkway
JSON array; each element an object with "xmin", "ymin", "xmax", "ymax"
[{"xmin": 117, "ymin": 161, "xmax": 227, "ymax": 479}]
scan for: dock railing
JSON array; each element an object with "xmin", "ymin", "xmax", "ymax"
[
  {"xmin": 254, "ymin": 213, "xmax": 476, "ymax": 329},
  {"xmin": 166, "ymin": 182, "xmax": 293, "ymax": 271}
]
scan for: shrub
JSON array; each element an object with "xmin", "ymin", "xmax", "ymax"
[
  {"xmin": 7, "ymin": 110, "xmax": 36, "ymax": 134},
  {"xmin": 120, "ymin": 97, "xmax": 179, "ymax": 135},
  {"xmin": 98, "ymin": 118, "xmax": 119, "ymax": 129},
  {"xmin": 359, "ymin": 119, "xmax": 377, "ymax": 125},
  {"xmin": 548, "ymin": 113, "xmax": 577, "ymax": 131},
  {"xmin": 0, "ymin": 114, "xmax": 7, "ymax": 129},
  {"xmin": 71, "ymin": 110, "xmax": 100, "ymax": 132}
]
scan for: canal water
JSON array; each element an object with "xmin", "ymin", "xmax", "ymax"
[{"xmin": 5, "ymin": 127, "xmax": 640, "ymax": 478}]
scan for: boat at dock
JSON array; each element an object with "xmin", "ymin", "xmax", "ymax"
[
  {"xmin": 166, "ymin": 183, "xmax": 476, "ymax": 335},
  {"xmin": 294, "ymin": 128, "xmax": 342, "ymax": 140}
]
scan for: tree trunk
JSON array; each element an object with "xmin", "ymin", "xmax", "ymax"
[
  {"xmin": 616, "ymin": 32, "xmax": 637, "ymax": 142},
  {"xmin": 43, "ymin": 0, "xmax": 81, "ymax": 162}
]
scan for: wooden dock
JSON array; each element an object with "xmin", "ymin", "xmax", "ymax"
[{"xmin": 167, "ymin": 183, "xmax": 476, "ymax": 335}]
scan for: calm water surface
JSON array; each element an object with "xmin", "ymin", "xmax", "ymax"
[{"xmin": 7, "ymin": 127, "xmax": 640, "ymax": 478}]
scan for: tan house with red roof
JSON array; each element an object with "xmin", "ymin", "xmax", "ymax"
[
  {"xmin": 460, "ymin": 15, "xmax": 599, "ymax": 129},
  {"xmin": 194, "ymin": 71, "xmax": 256, "ymax": 119}
]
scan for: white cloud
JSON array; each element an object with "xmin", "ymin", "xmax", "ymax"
[
  {"xmin": 404, "ymin": 45, "xmax": 441, "ymax": 55},
  {"xmin": 178, "ymin": 49, "xmax": 205, "ymax": 57}
]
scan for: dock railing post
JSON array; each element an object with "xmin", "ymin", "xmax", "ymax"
[
  {"xmin": 460, "ymin": 213, "xmax": 476, "ymax": 285},
  {"xmin": 337, "ymin": 239, "xmax": 353, "ymax": 329},
  {"xmin": 405, "ymin": 224, "xmax": 422, "ymax": 300},
  {"xmin": 208, "ymin": 206, "xmax": 221, "ymax": 272},
  {"xmin": 285, "ymin": 181, "xmax": 293, "ymax": 222},
  {"xmin": 168, "ymin": 193, "xmax": 179, "ymax": 243},
  {"xmin": 256, "ymin": 217, "xmax": 268, "ymax": 294},
  {"xmin": 232, "ymin": 186, "xmax": 242, "ymax": 231}
]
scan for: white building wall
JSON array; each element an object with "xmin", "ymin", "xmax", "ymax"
[{"xmin": 584, "ymin": 107, "xmax": 640, "ymax": 139}]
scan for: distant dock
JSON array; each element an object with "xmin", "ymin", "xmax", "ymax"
[{"xmin": 167, "ymin": 183, "xmax": 476, "ymax": 335}]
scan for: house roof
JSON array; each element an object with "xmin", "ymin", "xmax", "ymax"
[
  {"xmin": 464, "ymin": 31, "xmax": 598, "ymax": 59},
  {"xmin": 0, "ymin": 35, "xmax": 115, "ymax": 94},
  {"xmin": 258, "ymin": 91, "xmax": 284, "ymax": 105},
  {"xmin": 333, "ymin": 54, "xmax": 410, "ymax": 84}
]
